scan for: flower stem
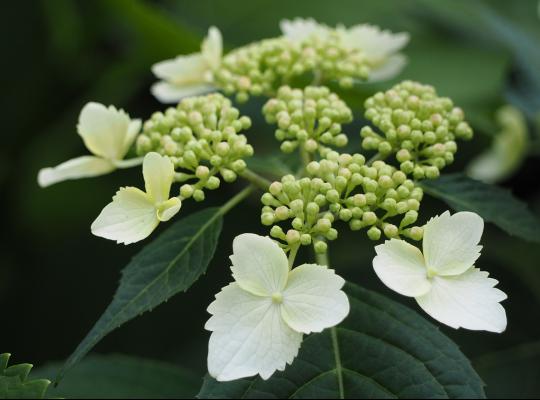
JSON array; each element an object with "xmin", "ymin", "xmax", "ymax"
[
  {"xmin": 288, "ymin": 243, "xmax": 300, "ymax": 269},
  {"xmin": 366, "ymin": 152, "xmax": 385, "ymax": 166},
  {"xmin": 313, "ymin": 241, "xmax": 344, "ymax": 399},
  {"xmin": 239, "ymin": 168, "xmax": 272, "ymax": 191},
  {"xmin": 218, "ymin": 185, "xmax": 255, "ymax": 216}
]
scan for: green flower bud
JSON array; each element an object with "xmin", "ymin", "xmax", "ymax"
[
  {"xmin": 286, "ymin": 229, "xmax": 301, "ymax": 244},
  {"xmin": 363, "ymin": 211, "xmax": 377, "ymax": 225},
  {"xmin": 205, "ymin": 176, "xmax": 221, "ymax": 190},
  {"xmin": 180, "ymin": 184, "xmax": 194, "ymax": 199},
  {"xmin": 383, "ymin": 224, "xmax": 399, "ymax": 238},
  {"xmin": 261, "ymin": 212, "xmax": 275, "ymax": 226},
  {"xmin": 314, "ymin": 240, "xmax": 328, "ymax": 254},
  {"xmin": 275, "ymin": 206, "xmax": 290, "ymax": 220},
  {"xmin": 193, "ymin": 189, "xmax": 205, "ymax": 202},
  {"xmin": 300, "ymin": 234, "xmax": 312, "ymax": 245},
  {"xmin": 367, "ymin": 226, "xmax": 382, "ymax": 240}
]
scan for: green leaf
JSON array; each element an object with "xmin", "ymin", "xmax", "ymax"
[
  {"xmin": 0, "ymin": 353, "xmax": 51, "ymax": 399},
  {"xmin": 473, "ymin": 341, "xmax": 540, "ymax": 398},
  {"xmin": 421, "ymin": 173, "xmax": 540, "ymax": 243},
  {"xmin": 34, "ymin": 354, "xmax": 199, "ymax": 399},
  {"xmin": 58, "ymin": 207, "xmax": 224, "ymax": 382},
  {"xmin": 198, "ymin": 283, "xmax": 485, "ymax": 399}
]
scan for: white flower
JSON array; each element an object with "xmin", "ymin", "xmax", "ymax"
[
  {"xmin": 373, "ymin": 211, "xmax": 507, "ymax": 333},
  {"xmin": 280, "ymin": 18, "xmax": 330, "ymax": 42},
  {"xmin": 205, "ymin": 233, "xmax": 350, "ymax": 381},
  {"xmin": 151, "ymin": 27, "xmax": 222, "ymax": 103},
  {"xmin": 91, "ymin": 152, "xmax": 181, "ymax": 245},
  {"xmin": 339, "ymin": 24, "xmax": 409, "ymax": 82},
  {"xmin": 38, "ymin": 102, "xmax": 141, "ymax": 188}
]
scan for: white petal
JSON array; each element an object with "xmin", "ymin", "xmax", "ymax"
[
  {"xmin": 423, "ymin": 211, "xmax": 484, "ymax": 276},
  {"xmin": 38, "ymin": 156, "xmax": 115, "ymax": 188},
  {"xmin": 343, "ymin": 24, "xmax": 409, "ymax": 60},
  {"xmin": 368, "ymin": 54, "xmax": 408, "ymax": 82},
  {"xmin": 142, "ymin": 152, "xmax": 175, "ymax": 203},
  {"xmin": 152, "ymin": 53, "xmax": 208, "ymax": 83},
  {"xmin": 206, "ymin": 283, "xmax": 302, "ymax": 381},
  {"xmin": 416, "ymin": 268, "xmax": 507, "ymax": 333},
  {"xmin": 150, "ymin": 81, "xmax": 215, "ymax": 104},
  {"xmin": 91, "ymin": 187, "xmax": 159, "ymax": 245},
  {"xmin": 123, "ymin": 119, "xmax": 142, "ymax": 155},
  {"xmin": 202, "ymin": 26, "xmax": 222, "ymax": 69},
  {"xmin": 373, "ymin": 239, "xmax": 432, "ymax": 297},
  {"xmin": 77, "ymin": 102, "xmax": 132, "ymax": 160},
  {"xmin": 280, "ymin": 18, "xmax": 328, "ymax": 42},
  {"xmin": 281, "ymin": 264, "xmax": 349, "ymax": 334},
  {"xmin": 230, "ymin": 234, "xmax": 289, "ymax": 297}
]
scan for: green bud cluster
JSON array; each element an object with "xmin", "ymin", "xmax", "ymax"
[
  {"xmin": 262, "ymin": 86, "xmax": 352, "ymax": 155},
  {"xmin": 261, "ymin": 150, "xmax": 424, "ymax": 246},
  {"xmin": 214, "ymin": 32, "xmax": 373, "ymax": 102},
  {"xmin": 360, "ymin": 81, "xmax": 473, "ymax": 180},
  {"xmin": 135, "ymin": 93, "xmax": 254, "ymax": 201}
]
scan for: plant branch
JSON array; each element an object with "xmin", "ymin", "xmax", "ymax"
[{"xmin": 239, "ymin": 168, "xmax": 272, "ymax": 191}]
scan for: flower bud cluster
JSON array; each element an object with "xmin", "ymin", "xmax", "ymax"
[
  {"xmin": 262, "ymin": 86, "xmax": 352, "ymax": 155},
  {"xmin": 213, "ymin": 32, "xmax": 373, "ymax": 102},
  {"xmin": 261, "ymin": 151, "xmax": 424, "ymax": 247},
  {"xmin": 136, "ymin": 93, "xmax": 253, "ymax": 201},
  {"xmin": 360, "ymin": 81, "xmax": 473, "ymax": 180}
]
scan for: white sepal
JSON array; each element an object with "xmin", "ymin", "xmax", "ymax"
[
  {"xmin": 38, "ymin": 156, "xmax": 115, "ymax": 188},
  {"xmin": 281, "ymin": 264, "xmax": 349, "ymax": 334},
  {"xmin": 416, "ymin": 268, "xmax": 507, "ymax": 333}
]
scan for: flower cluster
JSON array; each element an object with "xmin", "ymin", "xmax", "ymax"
[
  {"xmin": 36, "ymin": 17, "xmax": 511, "ymax": 388},
  {"xmin": 360, "ymin": 81, "xmax": 473, "ymax": 179},
  {"xmin": 261, "ymin": 151, "xmax": 424, "ymax": 249},
  {"xmin": 262, "ymin": 86, "xmax": 352, "ymax": 154},
  {"xmin": 211, "ymin": 19, "xmax": 408, "ymax": 102},
  {"xmin": 136, "ymin": 93, "xmax": 254, "ymax": 202}
]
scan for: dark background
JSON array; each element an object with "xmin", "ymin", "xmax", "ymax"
[{"xmin": 1, "ymin": 0, "xmax": 539, "ymax": 398}]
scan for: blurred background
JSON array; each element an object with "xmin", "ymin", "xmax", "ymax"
[{"xmin": 1, "ymin": 0, "xmax": 539, "ymax": 398}]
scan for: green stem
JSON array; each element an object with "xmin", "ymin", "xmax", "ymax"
[
  {"xmin": 288, "ymin": 243, "xmax": 300, "ymax": 269},
  {"xmin": 218, "ymin": 185, "xmax": 254, "ymax": 216},
  {"xmin": 239, "ymin": 168, "xmax": 272, "ymax": 191},
  {"xmin": 313, "ymin": 242, "xmax": 344, "ymax": 399},
  {"xmin": 366, "ymin": 152, "xmax": 385, "ymax": 166}
]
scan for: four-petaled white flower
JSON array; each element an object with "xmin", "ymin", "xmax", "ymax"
[
  {"xmin": 373, "ymin": 211, "xmax": 507, "ymax": 333},
  {"xmin": 91, "ymin": 152, "xmax": 181, "ymax": 245},
  {"xmin": 38, "ymin": 102, "xmax": 141, "ymax": 188},
  {"xmin": 151, "ymin": 27, "xmax": 222, "ymax": 103},
  {"xmin": 205, "ymin": 233, "xmax": 350, "ymax": 381}
]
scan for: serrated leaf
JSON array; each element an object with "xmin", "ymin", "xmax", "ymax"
[
  {"xmin": 59, "ymin": 207, "xmax": 224, "ymax": 381},
  {"xmin": 421, "ymin": 173, "xmax": 540, "ymax": 243},
  {"xmin": 0, "ymin": 353, "xmax": 51, "ymax": 399},
  {"xmin": 34, "ymin": 354, "xmax": 199, "ymax": 399},
  {"xmin": 198, "ymin": 283, "xmax": 485, "ymax": 399}
]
